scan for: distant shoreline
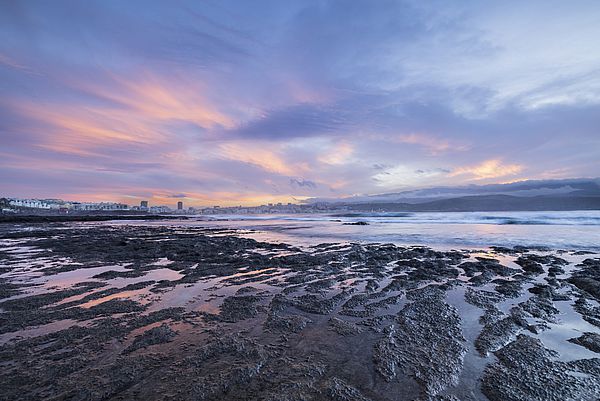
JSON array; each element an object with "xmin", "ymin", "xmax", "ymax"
[{"xmin": 0, "ymin": 214, "xmax": 189, "ymax": 224}]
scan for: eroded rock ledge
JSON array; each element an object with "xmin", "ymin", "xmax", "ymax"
[{"xmin": 0, "ymin": 224, "xmax": 599, "ymax": 401}]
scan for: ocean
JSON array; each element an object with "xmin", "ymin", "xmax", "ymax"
[{"xmin": 112, "ymin": 210, "xmax": 600, "ymax": 251}]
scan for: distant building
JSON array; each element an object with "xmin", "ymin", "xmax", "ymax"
[
  {"xmin": 177, "ymin": 201, "xmax": 183, "ymax": 210},
  {"xmin": 140, "ymin": 200, "xmax": 148, "ymax": 208},
  {"xmin": 149, "ymin": 205, "xmax": 170, "ymax": 214},
  {"xmin": 72, "ymin": 202, "xmax": 128, "ymax": 211},
  {"xmin": 9, "ymin": 199, "xmax": 52, "ymax": 209}
]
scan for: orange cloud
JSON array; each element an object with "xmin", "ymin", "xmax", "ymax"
[
  {"xmin": 450, "ymin": 159, "xmax": 523, "ymax": 180},
  {"xmin": 318, "ymin": 142, "xmax": 354, "ymax": 165},
  {"xmin": 217, "ymin": 142, "xmax": 307, "ymax": 176},
  {"xmin": 329, "ymin": 179, "xmax": 350, "ymax": 190},
  {"xmin": 3, "ymin": 68, "xmax": 238, "ymax": 160},
  {"xmin": 364, "ymin": 132, "xmax": 467, "ymax": 154},
  {"xmin": 7, "ymin": 101, "xmax": 164, "ymax": 157},
  {"xmin": 202, "ymin": 192, "xmax": 310, "ymax": 207},
  {"xmin": 395, "ymin": 133, "xmax": 466, "ymax": 154},
  {"xmin": 61, "ymin": 189, "xmax": 309, "ymax": 208},
  {"xmin": 96, "ymin": 74, "xmax": 235, "ymax": 129}
]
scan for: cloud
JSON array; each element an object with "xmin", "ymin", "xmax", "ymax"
[
  {"xmin": 372, "ymin": 164, "xmax": 449, "ymax": 188},
  {"xmin": 1, "ymin": 1, "xmax": 599, "ymax": 205},
  {"xmin": 0, "ymin": 53, "xmax": 39, "ymax": 75},
  {"xmin": 415, "ymin": 168, "xmax": 451, "ymax": 175},
  {"xmin": 318, "ymin": 142, "xmax": 354, "ymax": 165},
  {"xmin": 394, "ymin": 133, "xmax": 468, "ymax": 155},
  {"xmin": 372, "ymin": 164, "xmax": 390, "ymax": 170},
  {"xmin": 224, "ymin": 103, "xmax": 346, "ymax": 140},
  {"xmin": 216, "ymin": 142, "xmax": 302, "ymax": 176},
  {"xmin": 290, "ymin": 178, "xmax": 317, "ymax": 188},
  {"xmin": 450, "ymin": 159, "xmax": 523, "ymax": 180}
]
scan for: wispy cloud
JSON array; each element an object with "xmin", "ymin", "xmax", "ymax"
[
  {"xmin": 318, "ymin": 142, "xmax": 354, "ymax": 165},
  {"xmin": 450, "ymin": 159, "xmax": 523, "ymax": 180},
  {"xmin": 290, "ymin": 178, "xmax": 317, "ymax": 188},
  {"xmin": 216, "ymin": 142, "xmax": 301, "ymax": 176},
  {"xmin": 395, "ymin": 133, "xmax": 468, "ymax": 155},
  {"xmin": 0, "ymin": 1, "xmax": 598, "ymax": 205}
]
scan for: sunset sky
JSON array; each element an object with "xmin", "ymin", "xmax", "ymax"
[{"xmin": 1, "ymin": 1, "xmax": 599, "ymax": 206}]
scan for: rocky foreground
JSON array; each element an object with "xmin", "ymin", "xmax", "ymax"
[{"xmin": 0, "ymin": 224, "xmax": 599, "ymax": 401}]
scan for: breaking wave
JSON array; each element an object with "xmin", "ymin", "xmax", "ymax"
[{"xmin": 203, "ymin": 211, "xmax": 600, "ymax": 226}]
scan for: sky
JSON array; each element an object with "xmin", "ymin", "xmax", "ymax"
[{"xmin": 1, "ymin": 0, "xmax": 599, "ymax": 207}]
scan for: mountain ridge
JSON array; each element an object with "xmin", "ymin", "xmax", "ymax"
[{"xmin": 306, "ymin": 178, "xmax": 600, "ymax": 205}]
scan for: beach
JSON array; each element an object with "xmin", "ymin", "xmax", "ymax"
[{"xmin": 1, "ymin": 219, "xmax": 599, "ymax": 401}]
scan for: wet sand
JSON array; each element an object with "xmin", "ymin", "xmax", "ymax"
[{"xmin": 0, "ymin": 223, "xmax": 599, "ymax": 401}]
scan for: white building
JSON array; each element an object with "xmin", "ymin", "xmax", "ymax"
[
  {"xmin": 9, "ymin": 199, "xmax": 52, "ymax": 209},
  {"xmin": 149, "ymin": 206, "xmax": 171, "ymax": 213}
]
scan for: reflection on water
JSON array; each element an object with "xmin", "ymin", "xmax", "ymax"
[
  {"xmin": 1, "ymin": 219, "xmax": 599, "ymax": 399},
  {"xmin": 79, "ymin": 289, "xmax": 150, "ymax": 308}
]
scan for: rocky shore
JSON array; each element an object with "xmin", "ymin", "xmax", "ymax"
[
  {"xmin": 0, "ymin": 223, "xmax": 599, "ymax": 401},
  {"xmin": 0, "ymin": 214, "xmax": 189, "ymax": 224}
]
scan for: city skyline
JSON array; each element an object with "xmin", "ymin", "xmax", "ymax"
[{"xmin": 1, "ymin": 1, "xmax": 600, "ymax": 207}]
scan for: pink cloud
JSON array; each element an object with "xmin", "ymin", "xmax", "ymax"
[{"xmin": 450, "ymin": 159, "xmax": 524, "ymax": 180}]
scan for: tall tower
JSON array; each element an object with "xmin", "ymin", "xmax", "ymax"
[{"xmin": 177, "ymin": 201, "xmax": 183, "ymax": 210}]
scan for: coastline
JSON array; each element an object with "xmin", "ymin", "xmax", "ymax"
[
  {"xmin": 0, "ymin": 214, "xmax": 190, "ymax": 224},
  {"xmin": 1, "ymin": 223, "xmax": 599, "ymax": 400}
]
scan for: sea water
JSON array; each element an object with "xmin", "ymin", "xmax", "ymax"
[{"xmin": 111, "ymin": 210, "xmax": 600, "ymax": 251}]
